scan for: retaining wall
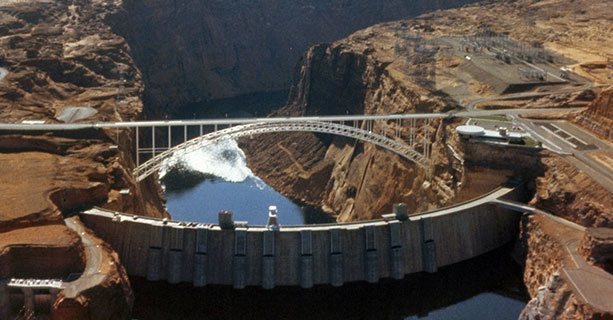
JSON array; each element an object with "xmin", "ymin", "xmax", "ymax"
[{"xmin": 79, "ymin": 187, "xmax": 523, "ymax": 288}]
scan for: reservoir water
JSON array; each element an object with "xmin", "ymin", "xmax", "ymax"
[
  {"xmin": 152, "ymin": 92, "xmax": 528, "ymax": 319},
  {"xmin": 158, "ymin": 137, "xmax": 528, "ymax": 320},
  {"xmin": 162, "ymin": 138, "xmax": 334, "ymax": 225},
  {"xmin": 132, "ymin": 246, "xmax": 528, "ymax": 319}
]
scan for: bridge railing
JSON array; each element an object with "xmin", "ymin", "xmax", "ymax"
[{"xmin": 133, "ymin": 119, "xmax": 436, "ymax": 181}]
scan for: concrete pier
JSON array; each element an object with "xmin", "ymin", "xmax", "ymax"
[
  {"xmin": 167, "ymin": 249, "xmax": 183, "ymax": 284},
  {"xmin": 79, "ymin": 186, "xmax": 523, "ymax": 288},
  {"xmin": 262, "ymin": 231, "xmax": 276, "ymax": 289},
  {"xmin": 146, "ymin": 247, "xmax": 162, "ymax": 281},
  {"xmin": 1, "ymin": 279, "xmax": 62, "ymax": 318},
  {"xmin": 193, "ymin": 253, "xmax": 208, "ymax": 287},
  {"xmin": 388, "ymin": 220, "xmax": 405, "ymax": 279},
  {"xmin": 300, "ymin": 230, "xmax": 314, "ymax": 288},
  {"xmin": 364, "ymin": 225, "xmax": 378, "ymax": 283},
  {"xmin": 233, "ymin": 229, "xmax": 248, "ymax": 289}
]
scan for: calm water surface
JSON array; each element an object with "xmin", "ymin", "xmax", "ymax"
[
  {"xmin": 162, "ymin": 137, "xmax": 334, "ymax": 225},
  {"xmin": 166, "ymin": 176, "xmax": 334, "ymax": 225},
  {"xmin": 131, "ymin": 247, "xmax": 528, "ymax": 319},
  {"xmin": 151, "ymin": 93, "xmax": 528, "ymax": 319}
]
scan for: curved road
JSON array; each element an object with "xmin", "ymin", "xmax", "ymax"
[{"xmin": 61, "ymin": 217, "xmax": 106, "ymax": 299}]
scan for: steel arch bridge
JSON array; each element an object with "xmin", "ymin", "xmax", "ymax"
[{"xmin": 134, "ymin": 120, "xmax": 433, "ymax": 181}]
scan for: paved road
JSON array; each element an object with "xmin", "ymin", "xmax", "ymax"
[
  {"xmin": 514, "ymin": 117, "xmax": 613, "ymax": 192},
  {"xmin": 61, "ymin": 217, "xmax": 106, "ymax": 298},
  {"xmin": 534, "ymin": 211, "xmax": 613, "ymax": 314},
  {"xmin": 0, "ymin": 108, "xmax": 586, "ymax": 130}
]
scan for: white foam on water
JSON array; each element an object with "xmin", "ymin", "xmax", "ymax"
[
  {"xmin": 0, "ymin": 68, "xmax": 8, "ymax": 81},
  {"xmin": 159, "ymin": 138, "xmax": 266, "ymax": 188}
]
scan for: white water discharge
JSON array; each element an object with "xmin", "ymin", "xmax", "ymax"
[
  {"xmin": 159, "ymin": 138, "xmax": 266, "ymax": 187},
  {"xmin": 0, "ymin": 68, "xmax": 8, "ymax": 81}
]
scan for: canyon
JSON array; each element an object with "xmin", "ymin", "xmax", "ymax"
[
  {"xmin": 111, "ymin": 0, "xmax": 479, "ymax": 114},
  {"xmin": 0, "ymin": 0, "xmax": 611, "ymax": 319}
]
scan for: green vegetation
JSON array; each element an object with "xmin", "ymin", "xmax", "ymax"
[{"xmin": 521, "ymin": 136, "xmax": 542, "ymax": 147}]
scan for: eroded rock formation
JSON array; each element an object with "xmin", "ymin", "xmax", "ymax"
[
  {"xmin": 0, "ymin": 0, "xmax": 612, "ymax": 318},
  {"xmin": 519, "ymin": 214, "xmax": 613, "ymax": 320},
  {"xmin": 111, "ymin": 0, "xmax": 479, "ymax": 114},
  {"xmin": 0, "ymin": 1, "xmax": 166, "ymax": 318},
  {"xmin": 531, "ymin": 155, "xmax": 612, "ymax": 228},
  {"xmin": 574, "ymin": 87, "xmax": 613, "ymax": 142},
  {"xmin": 242, "ymin": 33, "xmax": 469, "ymax": 221}
]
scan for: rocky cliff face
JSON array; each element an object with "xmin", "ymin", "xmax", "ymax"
[
  {"xmin": 241, "ymin": 24, "xmax": 523, "ymax": 221},
  {"xmin": 110, "ymin": 0, "xmax": 478, "ymax": 114},
  {"xmin": 0, "ymin": 1, "xmax": 166, "ymax": 318},
  {"xmin": 531, "ymin": 155, "xmax": 612, "ymax": 228},
  {"xmin": 519, "ymin": 214, "xmax": 613, "ymax": 320},
  {"xmin": 574, "ymin": 87, "xmax": 613, "ymax": 142}
]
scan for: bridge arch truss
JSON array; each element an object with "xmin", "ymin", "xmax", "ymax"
[{"xmin": 133, "ymin": 119, "xmax": 435, "ymax": 181}]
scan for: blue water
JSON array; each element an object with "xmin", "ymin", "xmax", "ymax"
[
  {"xmin": 161, "ymin": 138, "xmax": 334, "ymax": 225},
  {"xmin": 141, "ymin": 93, "xmax": 528, "ymax": 319},
  {"xmin": 406, "ymin": 292, "xmax": 525, "ymax": 320},
  {"xmin": 165, "ymin": 176, "xmax": 334, "ymax": 225},
  {"xmin": 132, "ymin": 247, "xmax": 529, "ymax": 319}
]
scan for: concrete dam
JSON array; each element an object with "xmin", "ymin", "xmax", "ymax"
[{"xmin": 79, "ymin": 186, "xmax": 525, "ymax": 289}]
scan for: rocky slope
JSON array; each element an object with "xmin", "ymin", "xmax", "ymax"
[
  {"xmin": 0, "ymin": 1, "xmax": 166, "ymax": 318},
  {"xmin": 519, "ymin": 214, "xmax": 613, "ymax": 320},
  {"xmin": 531, "ymin": 154, "xmax": 612, "ymax": 228},
  {"xmin": 242, "ymin": 34, "xmax": 471, "ymax": 221},
  {"xmin": 110, "ymin": 0, "xmax": 479, "ymax": 114},
  {"xmin": 242, "ymin": 1, "xmax": 612, "ymax": 319},
  {"xmin": 574, "ymin": 87, "xmax": 613, "ymax": 142}
]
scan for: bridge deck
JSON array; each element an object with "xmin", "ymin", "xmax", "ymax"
[{"xmin": 0, "ymin": 108, "xmax": 583, "ymax": 130}]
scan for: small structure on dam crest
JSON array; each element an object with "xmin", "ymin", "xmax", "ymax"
[{"xmin": 78, "ymin": 186, "xmax": 528, "ymax": 289}]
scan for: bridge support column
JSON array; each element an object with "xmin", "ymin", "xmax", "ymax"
[
  {"xmin": 364, "ymin": 225, "xmax": 379, "ymax": 283},
  {"xmin": 33, "ymin": 292, "xmax": 52, "ymax": 315},
  {"xmin": 262, "ymin": 231, "xmax": 275, "ymax": 289},
  {"xmin": 420, "ymin": 217, "xmax": 438, "ymax": 273},
  {"xmin": 0, "ymin": 285, "xmax": 8, "ymax": 319},
  {"xmin": 233, "ymin": 229, "xmax": 247, "ymax": 289},
  {"xmin": 193, "ymin": 228, "xmax": 208, "ymax": 287},
  {"xmin": 167, "ymin": 249, "xmax": 183, "ymax": 284},
  {"xmin": 146, "ymin": 247, "xmax": 162, "ymax": 281},
  {"xmin": 300, "ymin": 230, "xmax": 313, "ymax": 289},
  {"xmin": 49, "ymin": 288, "xmax": 59, "ymax": 309},
  {"xmin": 22, "ymin": 288, "xmax": 34, "ymax": 313},
  {"xmin": 329, "ymin": 229, "xmax": 343, "ymax": 287},
  {"xmin": 388, "ymin": 221, "xmax": 404, "ymax": 279}
]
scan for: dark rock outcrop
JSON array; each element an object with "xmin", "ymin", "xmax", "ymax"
[{"xmin": 111, "ymin": 0, "xmax": 479, "ymax": 114}]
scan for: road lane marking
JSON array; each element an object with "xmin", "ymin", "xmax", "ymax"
[{"xmin": 551, "ymin": 123, "xmax": 589, "ymax": 145}]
